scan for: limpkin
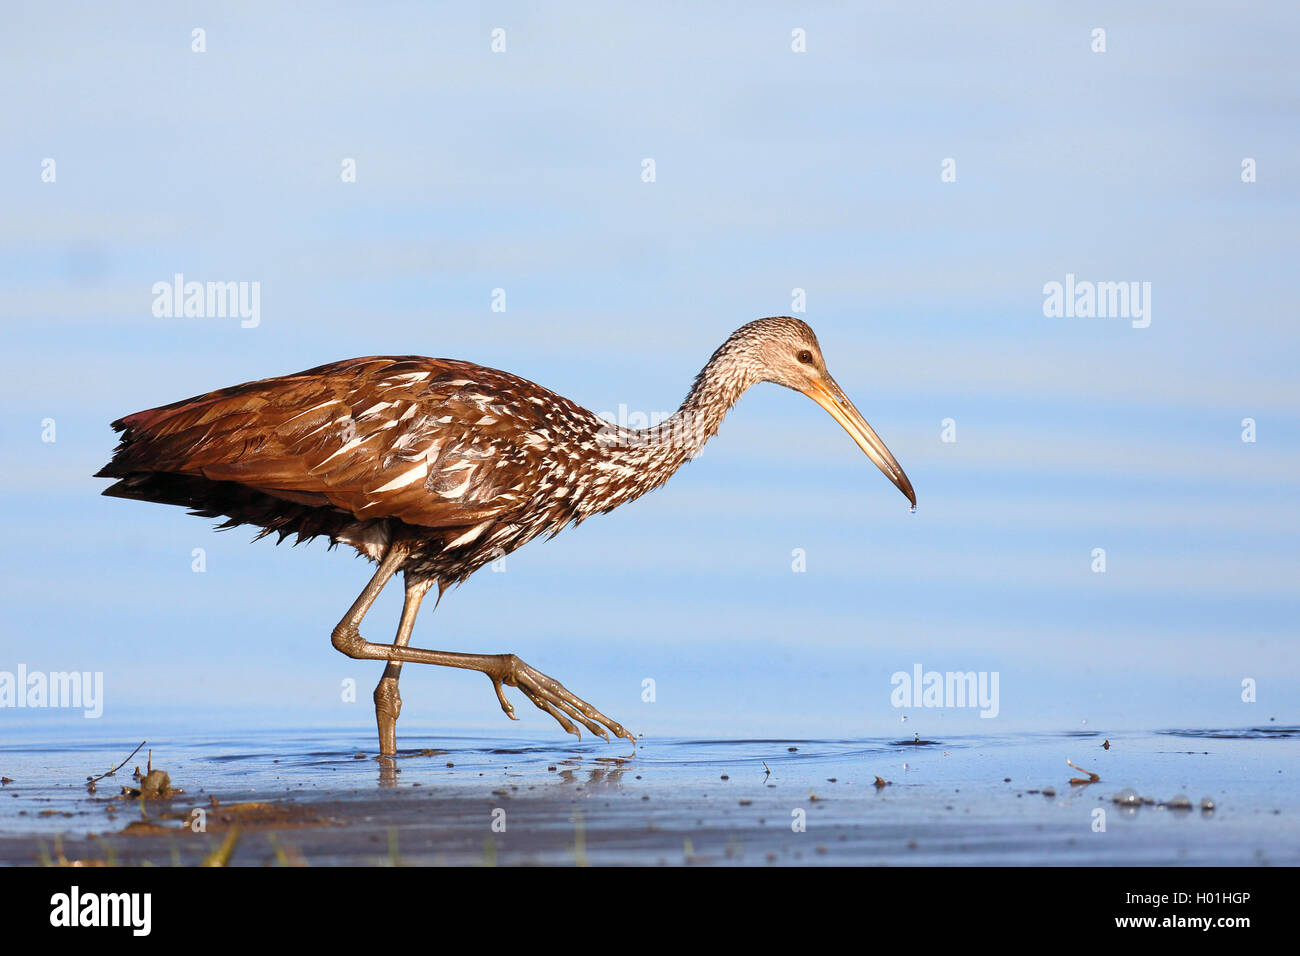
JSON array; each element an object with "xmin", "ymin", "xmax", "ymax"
[{"xmin": 97, "ymin": 317, "xmax": 915, "ymax": 754}]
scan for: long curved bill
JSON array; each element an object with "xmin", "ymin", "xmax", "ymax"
[{"xmin": 804, "ymin": 375, "xmax": 916, "ymax": 509}]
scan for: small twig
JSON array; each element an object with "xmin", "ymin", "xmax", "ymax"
[
  {"xmin": 87, "ymin": 740, "xmax": 146, "ymax": 786},
  {"xmin": 1067, "ymin": 758, "xmax": 1100, "ymax": 785}
]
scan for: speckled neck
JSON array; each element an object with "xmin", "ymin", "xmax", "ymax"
[{"xmin": 585, "ymin": 340, "xmax": 760, "ymax": 514}]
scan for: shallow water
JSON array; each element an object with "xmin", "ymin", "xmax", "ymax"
[{"xmin": 0, "ymin": 725, "xmax": 1295, "ymax": 865}]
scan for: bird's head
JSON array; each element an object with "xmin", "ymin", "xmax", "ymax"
[{"xmin": 725, "ymin": 316, "xmax": 916, "ymax": 510}]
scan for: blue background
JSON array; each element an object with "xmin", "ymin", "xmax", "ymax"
[{"xmin": 1, "ymin": 2, "xmax": 1295, "ymax": 741}]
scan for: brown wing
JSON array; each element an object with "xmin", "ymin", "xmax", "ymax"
[{"xmin": 99, "ymin": 356, "xmax": 560, "ymax": 529}]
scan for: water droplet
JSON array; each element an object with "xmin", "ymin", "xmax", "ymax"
[{"xmin": 909, "ymin": 504, "xmax": 917, "ymax": 514}]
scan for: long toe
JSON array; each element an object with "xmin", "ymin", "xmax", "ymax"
[{"xmin": 506, "ymin": 657, "xmax": 635, "ymax": 744}]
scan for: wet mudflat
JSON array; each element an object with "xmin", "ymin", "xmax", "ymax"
[{"xmin": 0, "ymin": 726, "xmax": 1295, "ymax": 866}]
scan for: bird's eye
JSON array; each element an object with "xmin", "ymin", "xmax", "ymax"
[{"xmin": 797, "ymin": 350, "xmax": 813, "ymax": 364}]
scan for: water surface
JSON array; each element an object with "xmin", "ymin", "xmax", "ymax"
[{"xmin": 0, "ymin": 725, "xmax": 1294, "ymax": 865}]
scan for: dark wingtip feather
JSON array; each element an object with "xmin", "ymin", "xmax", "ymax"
[{"xmin": 99, "ymin": 476, "xmax": 146, "ymax": 498}]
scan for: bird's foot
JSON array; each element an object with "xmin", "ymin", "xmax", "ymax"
[{"xmin": 487, "ymin": 654, "xmax": 634, "ymax": 744}]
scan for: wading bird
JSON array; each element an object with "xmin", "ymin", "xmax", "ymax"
[{"xmin": 97, "ymin": 317, "xmax": 915, "ymax": 754}]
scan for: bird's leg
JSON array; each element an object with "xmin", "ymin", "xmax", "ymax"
[
  {"xmin": 329, "ymin": 543, "xmax": 409, "ymax": 753},
  {"xmin": 373, "ymin": 573, "xmax": 435, "ymax": 756},
  {"xmin": 333, "ymin": 617, "xmax": 633, "ymax": 744},
  {"xmin": 332, "ymin": 546, "xmax": 632, "ymax": 744}
]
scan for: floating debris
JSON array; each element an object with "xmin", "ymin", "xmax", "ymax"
[
  {"xmin": 140, "ymin": 769, "xmax": 172, "ymax": 798},
  {"xmin": 1162, "ymin": 794, "xmax": 1193, "ymax": 811},
  {"xmin": 1067, "ymin": 758, "xmax": 1100, "ymax": 785},
  {"xmin": 86, "ymin": 740, "xmax": 146, "ymax": 794},
  {"xmin": 873, "ymin": 776, "xmax": 890, "ymax": 790},
  {"xmin": 121, "ymin": 751, "xmax": 180, "ymax": 800},
  {"xmin": 1112, "ymin": 788, "xmax": 1142, "ymax": 807},
  {"xmin": 1102, "ymin": 739, "xmax": 1111, "ymax": 750}
]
